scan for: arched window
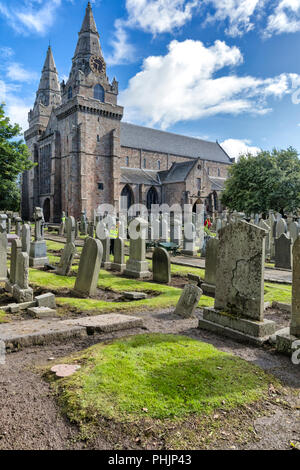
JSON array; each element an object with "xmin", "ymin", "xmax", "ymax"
[
  {"xmin": 157, "ymin": 160, "xmax": 161, "ymax": 170},
  {"xmin": 121, "ymin": 184, "xmax": 134, "ymax": 211},
  {"xmin": 94, "ymin": 84, "xmax": 105, "ymax": 102},
  {"xmin": 147, "ymin": 186, "xmax": 159, "ymax": 210},
  {"xmin": 68, "ymin": 87, "xmax": 72, "ymax": 99}
]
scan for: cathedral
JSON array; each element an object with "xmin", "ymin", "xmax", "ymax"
[{"xmin": 22, "ymin": 2, "xmax": 233, "ymax": 223}]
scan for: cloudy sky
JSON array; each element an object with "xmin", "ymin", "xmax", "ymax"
[{"xmin": 1, "ymin": 0, "xmax": 300, "ymax": 159}]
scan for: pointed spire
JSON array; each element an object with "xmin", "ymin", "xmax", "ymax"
[
  {"xmin": 73, "ymin": 2, "xmax": 103, "ymax": 62},
  {"xmin": 34, "ymin": 46, "xmax": 61, "ymax": 108}
]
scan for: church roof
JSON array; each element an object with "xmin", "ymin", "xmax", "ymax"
[
  {"xmin": 158, "ymin": 160, "xmax": 196, "ymax": 183},
  {"xmin": 120, "ymin": 168, "xmax": 161, "ymax": 186},
  {"xmin": 120, "ymin": 122, "xmax": 231, "ymax": 164},
  {"xmin": 209, "ymin": 177, "xmax": 226, "ymax": 191}
]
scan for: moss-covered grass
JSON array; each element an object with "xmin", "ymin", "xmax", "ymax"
[
  {"xmin": 52, "ymin": 333, "xmax": 278, "ymax": 427},
  {"xmin": 0, "ymin": 310, "xmax": 10, "ymax": 323},
  {"xmin": 265, "ymin": 282, "xmax": 291, "ymax": 304}
]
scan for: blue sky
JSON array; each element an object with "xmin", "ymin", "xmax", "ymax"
[{"xmin": 1, "ymin": 0, "xmax": 300, "ymax": 158}]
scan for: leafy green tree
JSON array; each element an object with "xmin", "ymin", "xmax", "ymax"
[
  {"xmin": 221, "ymin": 147, "xmax": 300, "ymax": 216},
  {"xmin": 0, "ymin": 104, "xmax": 34, "ymax": 211}
]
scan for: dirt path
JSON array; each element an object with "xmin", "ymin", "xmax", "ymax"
[{"xmin": 0, "ymin": 309, "xmax": 299, "ymax": 450}]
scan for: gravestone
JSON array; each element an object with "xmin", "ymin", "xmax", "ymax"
[
  {"xmin": 124, "ymin": 218, "xmax": 150, "ymax": 278},
  {"xmin": 277, "ymin": 236, "xmax": 300, "ymax": 355},
  {"xmin": 202, "ymin": 238, "xmax": 219, "ymax": 296},
  {"xmin": 289, "ymin": 221, "xmax": 299, "ymax": 244},
  {"xmin": 182, "ymin": 222, "xmax": 197, "ymax": 256},
  {"xmin": 275, "ymin": 234, "xmax": 292, "ymax": 270},
  {"xmin": 174, "ymin": 284, "xmax": 202, "ymax": 318},
  {"xmin": 268, "ymin": 212, "xmax": 276, "ymax": 259},
  {"xmin": 80, "ymin": 212, "xmax": 87, "ymax": 236},
  {"xmin": 152, "ymin": 247, "xmax": 171, "ymax": 284},
  {"xmin": 5, "ymin": 238, "xmax": 22, "ymax": 293},
  {"xmin": 59, "ymin": 211, "xmax": 66, "ymax": 236},
  {"xmin": 29, "ymin": 207, "xmax": 49, "ymax": 267},
  {"xmin": 74, "ymin": 237, "xmax": 103, "ymax": 297},
  {"xmin": 21, "ymin": 224, "xmax": 31, "ymax": 254},
  {"xmin": 259, "ymin": 219, "xmax": 270, "ymax": 260},
  {"xmin": 0, "ymin": 215, "xmax": 8, "ymax": 281},
  {"xmin": 96, "ymin": 222, "xmax": 111, "ymax": 269},
  {"xmin": 87, "ymin": 221, "xmax": 95, "ymax": 238},
  {"xmin": 276, "ymin": 218, "xmax": 287, "ymax": 239},
  {"xmin": 111, "ymin": 238, "xmax": 126, "ymax": 272},
  {"xmin": 160, "ymin": 214, "xmax": 169, "ymax": 242},
  {"xmin": 199, "ymin": 221, "xmax": 278, "ymax": 344},
  {"xmin": 170, "ymin": 213, "xmax": 182, "ymax": 245},
  {"xmin": 12, "ymin": 252, "xmax": 33, "ymax": 303},
  {"xmin": 15, "ymin": 217, "xmax": 22, "ymax": 237},
  {"xmin": 56, "ymin": 217, "xmax": 76, "ymax": 276},
  {"xmin": 7, "ymin": 215, "xmax": 11, "ymax": 234}
]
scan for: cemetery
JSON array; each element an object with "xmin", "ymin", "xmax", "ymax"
[{"xmin": 0, "ymin": 207, "xmax": 299, "ymax": 450}]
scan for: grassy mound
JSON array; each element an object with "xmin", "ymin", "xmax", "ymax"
[{"xmin": 52, "ymin": 334, "xmax": 277, "ymax": 426}]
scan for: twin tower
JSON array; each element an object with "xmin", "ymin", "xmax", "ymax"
[{"xmin": 22, "ymin": 2, "xmax": 123, "ymax": 222}]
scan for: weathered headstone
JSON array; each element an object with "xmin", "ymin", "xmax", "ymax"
[
  {"xmin": 15, "ymin": 217, "xmax": 22, "ymax": 237},
  {"xmin": 174, "ymin": 284, "xmax": 202, "ymax": 318},
  {"xmin": 153, "ymin": 247, "xmax": 171, "ymax": 284},
  {"xmin": 259, "ymin": 219, "xmax": 270, "ymax": 260},
  {"xmin": 5, "ymin": 238, "xmax": 22, "ymax": 293},
  {"xmin": 29, "ymin": 207, "xmax": 49, "ymax": 267},
  {"xmin": 80, "ymin": 212, "xmax": 87, "ymax": 236},
  {"xmin": 87, "ymin": 221, "xmax": 95, "ymax": 238},
  {"xmin": 96, "ymin": 222, "xmax": 111, "ymax": 269},
  {"xmin": 182, "ymin": 222, "xmax": 197, "ymax": 256},
  {"xmin": 0, "ymin": 215, "xmax": 8, "ymax": 281},
  {"xmin": 276, "ymin": 218, "xmax": 287, "ymax": 239},
  {"xmin": 170, "ymin": 213, "xmax": 182, "ymax": 245},
  {"xmin": 289, "ymin": 221, "xmax": 299, "ymax": 244},
  {"xmin": 202, "ymin": 238, "xmax": 219, "ymax": 296},
  {"xmin": 59, "ymin": 211, "xmax": 66, "ymax": 236},
  {"xmin": 12, "ymin": 252, "xmax": 33, "ymax": 303},
  {"xmin": 21, "ymin": 224, "xmax": 31, "ymax": 255},
  {"xmin": 275, "ymin": 233, "xmax": 292, "ymax": 270},
  {"xmin": 57, "ymin": 216, "xmax": 76, "ymax": 276},
  {"xmin": 74, "ymin": 237, "xmax": 103, "ymax": 296},
  {"xmin": 111, "ymin": 237, "xmax": 126, "ymax": 272},
  {"xmin": 199, "ymin": 221, "xmax": 278, "ymax": 344},
  {"xmin": 276, "ymin": 236, "xmax": 300, "ymax": 355},
  {"xmin": 124, "ymin": 218, "xmax": 150, "ymax": 278}
]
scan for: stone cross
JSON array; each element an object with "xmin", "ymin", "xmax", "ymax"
[
  {"xmin": 33, "ymin": 207, "xmax": 45, "ymax": 241},
  {"xmin": 152, "ymin": 247, "xmax": 171, "ymax": 284},
  {"xmin": 74, "ymin": 237, "xmax": 103, "ymax": 297}
]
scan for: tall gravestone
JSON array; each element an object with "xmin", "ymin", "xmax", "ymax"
[
  {"xmin": 57, "ymin": 216, "xmax": 76, "ymax": 276},
  {"xmin": 268, "ymin": 212, "xmax": 276, "ymax": 260},
  {"xmin": 289, "ymin": 221, "xmax": 299, "ymax": 245},
  {"xmin": 277, "ymin": 236, "xmax": 300, "ymax": 355},
  {"xmin": 0, "ymin": 215, "xmax": 8, "ymax": 281},
  {"xmin": 96, "ymin": 222, "xmax": 111, "ymax": 269},
  {"xmin": 259, "ymin": 219, "xmax": 270, "ymax": 260},
  {"xmin": 124, "ymin": 217, "xmax": 150, "ymax": 278},
  {"xmin": 170, "ymin": 213, "xmax": 182, "ymax": 245},
  {"xmin": 5, "ymin": 238, "xmax": 22, "ymax": 293},
  {"xmin": 152, "ymin": 247, "xmax": 171, "ymax": 284},
  {"xmin": 12, "ymin": 252, "xmax": 33, "ymax": 302},
  {"xmin": 87, "ymin": 221, "xmax": 95, "ymax": 238},
  {"xmin": 276, "ymin": 218, "xmax": 287, "ymax": 239},
  {"xmin": 182, "ymin": 222, "xmax": 197, "ymax": 256},
  {"xmin": 201, "ymin": 238, "xmax": 219, "ymax": 296},
  {"xmin": 80, "ymin": 212, "xmax": 87, "ymax": 236},
  {"xmin": 275, "ymin": 234, "xmax": 292, "ymax": 270},
  {"xmin": 74, "ymin": 237, "xmax": 103, "ymax": 297},
  {"xmin": 15, "ymin": 217, "xmax": 22, "ymax": 237},
  {"xmin": 29, "ymin": 207, "xmax": 49, "ymax": 267},
  {"xmin": 21, "ymin": 224, "xmax": 31, "ymax": 255},
  {"xmin": 111, "ymin": 237, "xmax": 126, "ymax": 272},
  {"xmin": 199, "ymin": 221, "xmax": 278, "ymax": 344}
]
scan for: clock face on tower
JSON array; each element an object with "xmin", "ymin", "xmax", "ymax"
[{"xmin": 89, "ymin": 55, "xmax": 106, "ymax": 75}]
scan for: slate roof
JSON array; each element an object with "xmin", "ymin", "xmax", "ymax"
[
  {"xmin": 120, "ymin": 167, "xmax": 161, "ymax": 186},
  {"xmin": 120, "ymin": 122, "xmax": 231, "ymax": 164},
  {"xmin": 209, "ymin": 177, "xmax": 226, "ymax": 191},
  {"xmin": 158, "ymin": 160, "xmax": 196, "ymax": 183}
]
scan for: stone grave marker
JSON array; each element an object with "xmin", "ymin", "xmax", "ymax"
[
  {"xmin": 13, "ymin": 252, "xmax": 33, "ymax": 303},
  {"xmin": 152, "ymin": 247, "xmax": 171, "ymax": 284},
  {"xmin": 174, "ymin": 284, "xmax": 202, "ymax": 318},
  {"xmin": 29, "ymin": 207, "xmax": 49, "ymax": 267},
  {"xmin": 275, "ymin": 233, "xmax": 292, "ymax": 270},
  {"xmin": 124, "ymin": 217, "xmax": 150, "ymax": 278},
  {"xmin": 0, "ymin": 215, "xmax": 8, "ymax": 281},
  {"xmin": 74, "ymin": 237, "xmax": 103, "ymax": 297}
]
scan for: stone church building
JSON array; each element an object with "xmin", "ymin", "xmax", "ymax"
[{"xmin": 22, "ymin": 2, "xmax": 233, "ymax": 223}]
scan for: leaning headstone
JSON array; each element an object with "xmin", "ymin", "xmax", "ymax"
[
  {"xmin": 202, "ymin": 238, "xmax": 219, "ymax": 296},
  {"xmin": 29, "ymin": 207, "xmax": 49, "ymax": 267},
  {"xmin": 124, "ymin": 218, "xmax": 150, "ymax": 278},
  {"xmin": 174, "ymin": 284, "xmax": 202, "ymax": 318},
  {"xmin": 275, "ymin": 233, "xmax": 292, "ymax": 270},
  {"xmin": 111, "ymin": 238, "xmax": 126, "ymax": 272},
  {"xmin": 5, "ymin": 239, "xmax": 22, "ymax": 293},
  {"xmin": 153, "ymin": 247, "xmax": 171, "ymax": 284},
  {"xmin": 0, "ymin": 215, "xmax": 8, "ymax": 281},
  {"xmin": 56, "ymin": 216, "xmax": 76, "ymax": 276},
  {"xmin": 12, "ymin": 252, "xmax": 33, "ymax": 303},
  {"xmin": 276, "ymin": 236, "xmax": 300, "ymax": 355},
  {"xmin": 276, "ymin": 218, "xmax": 287, "ymax": 239},
  {"xmin": 289, "ymin": 221, "xmax": 299, "ymax": 245},
  {"xmin": 199, "ymin": 221, "xmax": 278, "ymax": 344},
  {"xmin": 21, "ymin": 224, "xmax": 31, "ymax": 255},
  {"xmin": 74, "ymin": 237, "xmax": 103, "ymax": 297}
]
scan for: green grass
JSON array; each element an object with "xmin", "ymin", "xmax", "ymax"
[
  {"xmin": 53, "ymin": 333, "xmax": 277, "ymax": 426},
  {"xmin": 0, "ymin": 310, "xmax": 9, "ymax": 323},
  {"xmin": 265, "ymin": 282, "xmax": 291, "ymax": 304}
]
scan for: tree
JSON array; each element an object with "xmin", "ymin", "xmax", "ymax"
[
  {"xmin": 0, "ymin": 104, "xmax": 34, "ymax": 211},
  {"xmin": 221, "ymin": 147, "xmax": 300, "ymax": 216}
]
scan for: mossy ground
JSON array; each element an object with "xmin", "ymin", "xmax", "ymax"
[{"xmin": 49, "ymin": 333, "xmax": 282, "ymax": 448}]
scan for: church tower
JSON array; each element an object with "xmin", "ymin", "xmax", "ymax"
[{"xmin": 57, "ymin": 1, "xmax": 123, "ymax": 219}]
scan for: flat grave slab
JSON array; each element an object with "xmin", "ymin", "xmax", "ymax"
[{"xmin": 61, "ymin": 313, "xmax": 143, "ymax": 334}]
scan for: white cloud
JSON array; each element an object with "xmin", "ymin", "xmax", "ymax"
[
  {"xmin": 220, "ymin": 138, "xmax": 261, "ymax": 159},
  {"xmin": 120, "ymin": 39, "xmax": 297, "ymax": 129},
  {"xmin": 0, "ymin": 46, "xmax": 14, "ymax": 58},
  {"xmin": 266, "ymin": 0, "xmax": 300, "ymax": 35},
  {"xmin": 6, "ymin": 62, "xmax": 39, "ymax": 83},
  {"xmin": 0, "ymin": 80, "xmax": 31, "ymax": 131},
  {"xmin": 106, "ymin": 19, "xmax": 136, "ymax": 65},
  {"xmin": 0, "ymin": 0, "xmax": 62, "ymax": 36},
  {"xmin": 205, "ymin": 0, "xmax": 265, "ymax": 37}
]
